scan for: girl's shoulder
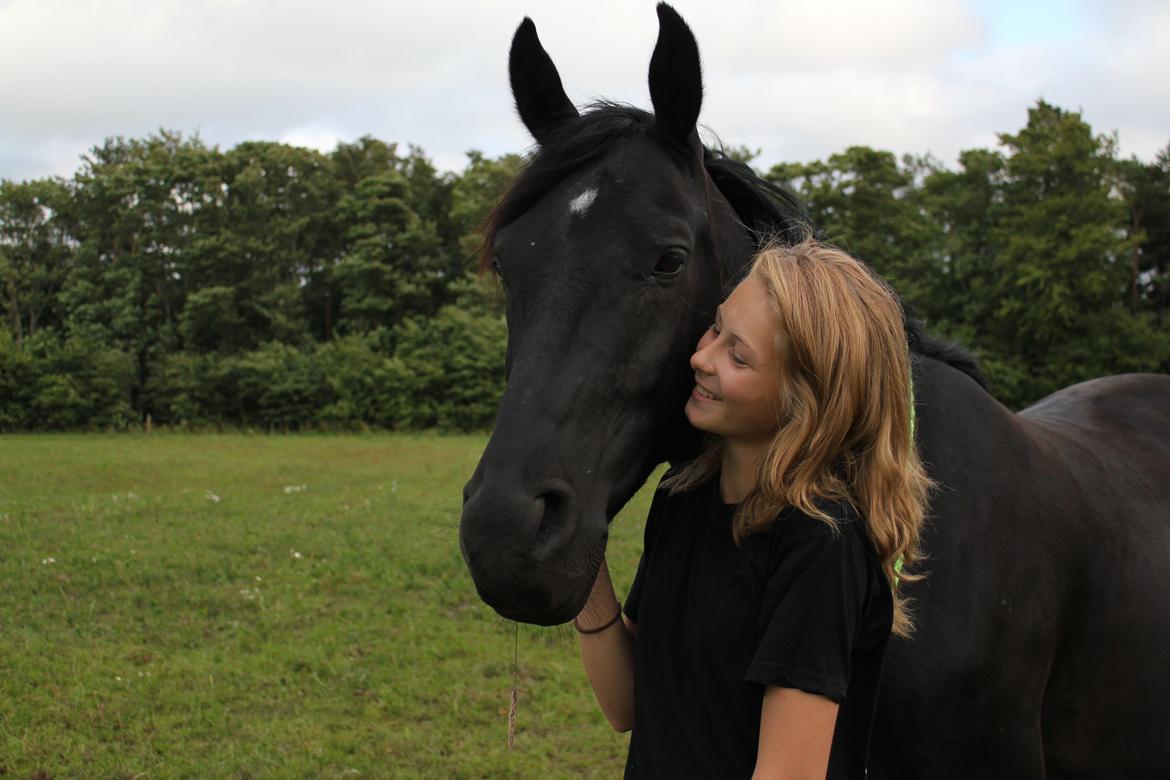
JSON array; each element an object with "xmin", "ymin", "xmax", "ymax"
[{"xmin": 764, "ymin": 497, "xmax": 880, "ymax": 564}]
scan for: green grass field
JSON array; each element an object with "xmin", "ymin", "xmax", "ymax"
[{"xmin": 0, "ymin": 434, "xmax": 660, "ymax": 779}]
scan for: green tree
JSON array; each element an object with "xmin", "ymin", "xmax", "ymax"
[
  {"xmin": 143, "ymin": 350, "xmax": 226, "ymax": 427},
  {"xmin": 213, "ymin": 141, "xmax": 340, "ymax": 349},
  {"xmin": 15, "ymin": 329, "xmax": 136, "ymax": 430},
  {"xmin": 227, "ymin": 341, "xmax": 330, "ymax": 430},
  {"xmin": 0, "ymin": 327, "xmax": 38, "ymax": 429},
  {"xmin": 179, "ymin": 286, "xmax": 245, "ymax": 353},
  {"xmin": 332, "ymin": 170, "xmax": 445, "ymax": 333},
  {"xmin": 993, "ymin": 103, "xmax": 1126, "ymax": 340},
  {"xmin": 330, "ymin": 136, "xmax": 402, "ymax": 188},
  {"xmin": 314, "ymin": 333, "xmax": 411, "ymax": 428},
  {"xmin": 392, "ymin": 306, "xmax": 506, "ymax": 430},
  {"xmin": 448, "ymin": 150, "xmax": 525, "ymax": 265},
  {"xmin": 767, "ymin": 147, "xmax": 943, "ymax": 313},
  {"xmin": 918, "ymin": 148, "xmax": 1007, "ymax": 340},
  {"xmin": 61, "ymin": 132, "xmax": 222, "ymax": 414},
  {"xmin": 985, "ymin": 101, "xmax": 1147, "ymax": 403},
  {"xmin": 1116, "ymin": 145, "xmax": 1170, "ymax": 322},
  {"xmin": 0, "ymin": 178, "xmax": 73, "ymax": 348},
  {"xmin": 910, "ymin": 101, "xmax": 1170, "ymax": 405}
]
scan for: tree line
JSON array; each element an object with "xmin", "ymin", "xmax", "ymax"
[{"xmin": 1, "ymin": 100, "xmax": 1167, "ymax": 431}]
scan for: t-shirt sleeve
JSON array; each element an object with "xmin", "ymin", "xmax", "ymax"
[{"xmin": 744, "ymin": 528, "xmax": 873, "ymax": 703}]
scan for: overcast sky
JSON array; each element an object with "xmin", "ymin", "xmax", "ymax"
[{"xmin": 1, "ymin": 0, "xmax": 1167, "ymax": 183}]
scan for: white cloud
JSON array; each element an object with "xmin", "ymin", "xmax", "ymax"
[
  {"xmin": 279, "ymin": 126, "xmax": 342, "ymax": 155},
  {"xmin": 0, "ymin": 0, "xmax": 1165, "ymax": 183},
  {"xmin": 690, "ymin": 0, "xmax": 985, "ymax": 70}
]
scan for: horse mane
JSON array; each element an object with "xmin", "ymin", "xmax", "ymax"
[{"xmin": 479, "ymin": 101, "xmax": 992, "ymax": 392}]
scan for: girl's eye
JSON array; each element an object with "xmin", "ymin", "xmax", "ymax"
[{"xmin": 731, "ymin": 351, "xmax": 748, "ymax": 367}]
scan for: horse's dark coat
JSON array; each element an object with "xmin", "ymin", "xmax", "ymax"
[{"xmin": 460, "ymin": 5, "xmax": 1170, "ymax": 777}]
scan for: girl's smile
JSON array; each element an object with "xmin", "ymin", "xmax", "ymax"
[
  {"xmin": 692, "ymin": 383, "xmax": 721, "ymax": 402},
  {"xmin": 685, "ymin": 275, "xmax": 784, "ymax": 449}
]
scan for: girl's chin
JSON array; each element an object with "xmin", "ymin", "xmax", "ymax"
[{"xmin": 684, "ymin": 400, "xmax": 714, "ymax": 431}]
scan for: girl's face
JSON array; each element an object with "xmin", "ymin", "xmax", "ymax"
[{"xmin": 685, "ymin": 276, "xmax": 785, "ymax": 447}]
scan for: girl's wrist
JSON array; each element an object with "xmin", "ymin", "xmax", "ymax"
[
  {"xmin": 576, "ymin": 560, "xmax": 620, "ymax": 626},
  {"xmin": 574, "ymin": 601, "xmax": 623, "ymax": 634}
]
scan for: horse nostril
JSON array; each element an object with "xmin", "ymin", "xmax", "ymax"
[{"xmin": 534, "ymin": 487, "xmax": 577, "ymax": 560}]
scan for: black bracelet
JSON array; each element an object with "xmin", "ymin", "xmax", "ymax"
[{"xmin": 573, "ymin": 603, "xmax": 623, "ymax": 634}]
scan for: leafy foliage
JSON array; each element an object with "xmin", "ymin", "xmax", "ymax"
[
  {"xmin": 771, "ymin": 102, "xmax": 1170, "ymax": 406},
  {"xmin": 0, "ymin": 329, "xmax": 135, "ymax": 430},
  {"xmin": 0, "ymin": 178, "xmax": 73, "ymax": 349},
  {"xmin": 139, "ymin": 308, "xmax": 505, "ymax": 432},
  {"xmin": 1, "ymin": 102, "xmax": 1167, "ymax": 429}
]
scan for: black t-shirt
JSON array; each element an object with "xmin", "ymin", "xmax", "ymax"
[{"xmin": 622, "ymin": 473, "xmax": 893, "ymax": 779}]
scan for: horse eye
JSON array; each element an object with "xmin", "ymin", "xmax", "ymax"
[
  {"xmin": 491, "ymin": 254, "xmax": 504, "ymax": 281},
  {"xmin": 652, "ymin": 249, "xmax": 687, "ymax": 278}
]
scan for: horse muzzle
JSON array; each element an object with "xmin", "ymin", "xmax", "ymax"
[{"xmin": 460, "ymin": 473, "xmax": 605, "ymax": 625}]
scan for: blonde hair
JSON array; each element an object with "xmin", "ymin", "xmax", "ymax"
[{"xmin": 664, "ymin": 238, "xmax": 933, "ymax": 637}]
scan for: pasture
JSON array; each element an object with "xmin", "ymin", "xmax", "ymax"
[{"xmin": 0, "ymin": 434, "xmax": 656, "ymax": 778}]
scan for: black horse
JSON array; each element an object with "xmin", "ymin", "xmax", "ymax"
[{"xmin": 459, "ymin": 5, "xmax": 1170, "ymax": 777}]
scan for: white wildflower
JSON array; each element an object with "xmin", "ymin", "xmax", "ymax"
[
  {"xmin": 41, "ymin": 557, "xmax": 56, "ymax": 565},
  {"xmin": 282, "ymin": 484, "xmax": 308, "ymax": 494},
  {"xmin": 290, "ymin": 550, "xmax": 303, "ymax": 559},
  {"xmin": 206, "ymin": 491, "xmax": 220, "ymax": 503}
]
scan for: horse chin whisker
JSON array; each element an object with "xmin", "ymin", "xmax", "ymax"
[
  {"xmin": 521, "ymin": 620, "xmax": 576, "ymax": 646},
  {"xmin": 496, "ymin": 614, "xmax": 576, "ymax": 645}
]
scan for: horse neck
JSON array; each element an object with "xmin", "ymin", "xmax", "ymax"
[{"xmin": 912, "ymin": 351, "xmax": 1016, "ymax": 457}]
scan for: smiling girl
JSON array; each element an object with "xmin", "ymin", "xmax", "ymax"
[{"xmin": 573, "ymin": 237, "xmax": 933, "ymax": 779}]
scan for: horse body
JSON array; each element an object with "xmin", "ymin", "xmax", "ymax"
[
  {"xmin": 874, "ymin": 367, "xmax": 1170, "ymax": 778},
  {"xmin": 1021, "ymin": 374, "xmax": 1170, "ymax": 778},
  {"xmin": 460, "ymin": 5, "xmax": 1170, "ymax": 776}
]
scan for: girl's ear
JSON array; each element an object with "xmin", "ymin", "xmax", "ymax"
[
  {"xmin": 509, "ymin": 18, "xmax": 579, "ymax": 144},
  {"xmin": 648, "ymin": 3, "xmax": 703, "ymax": 154}
]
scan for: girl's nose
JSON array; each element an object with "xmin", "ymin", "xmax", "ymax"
[{"xmin": 690, "ymin": 331, "xmax": 715, "ymax": 375}]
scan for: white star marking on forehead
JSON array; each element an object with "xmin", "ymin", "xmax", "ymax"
[{"xmin": 568, "ymin": 187, "xmax": 598, "ymax": 217}]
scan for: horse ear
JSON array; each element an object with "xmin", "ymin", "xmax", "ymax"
[
  {"xmin": 648, "ymin": 3, "xmax": 703, "ymax": 152},
  {"xmin": 509, "ymin": 18, "xmax": 579, "ymax": 144}
]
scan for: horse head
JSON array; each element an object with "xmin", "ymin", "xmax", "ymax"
[{"xmin": 459, "ymin": 4, "xmax": 767, "ymax": 625}]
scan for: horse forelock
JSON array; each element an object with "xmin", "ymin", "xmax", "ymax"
[{"xmin": 478, "ymin": 102, "xmax": 659, "ymax": 275}]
